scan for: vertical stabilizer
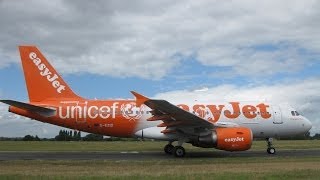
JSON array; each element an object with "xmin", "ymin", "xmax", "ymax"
[{"xmin": 19, "ymin": 46, "xmax": 82, "ymax": 102}]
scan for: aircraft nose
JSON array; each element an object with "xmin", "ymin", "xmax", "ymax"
[{"xmin": 303, "ymin": 117, "xmax": 312, "ymax": 132}]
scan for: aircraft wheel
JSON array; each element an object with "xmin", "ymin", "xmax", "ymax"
[
  {"xmin": 164, "ymin": 144, "xmax": 174, "ymax": 154},
  {"xmin": 267, "ymin": 147, "xmax": 276, "ymax": 154},
  {"xmin": 266, "ymin": 138, "xmax": 276, "ymax": 155},
  {"xmin": 173, "ymin": 146, "xmax": 185, "ymax": 157}
]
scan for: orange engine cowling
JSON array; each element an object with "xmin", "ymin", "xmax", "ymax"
[{"xmin": 192, "ymin": 127, "xmax": 253, "ymax": 151}]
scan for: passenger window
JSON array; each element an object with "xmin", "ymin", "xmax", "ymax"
[
  {"xmin": 295, "ymin": 111, "xmax": 300, "ymax": 116},
  {"xmin": 291, "ymin": 111, "xmax": 295, "ymax": 116}
]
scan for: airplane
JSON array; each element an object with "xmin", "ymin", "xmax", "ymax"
[{"xmin": 0, "ymin": 46, "xmax": 312, "ymax": 157}]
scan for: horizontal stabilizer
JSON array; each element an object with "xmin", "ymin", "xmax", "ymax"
[{"xmin": 0, "ymin": 100, "xmax": 56, "ymax": 117}]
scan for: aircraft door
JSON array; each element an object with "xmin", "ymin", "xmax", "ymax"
[{"xmin": 272, "ymin": 105, "xmax": 283, "ymax": 124}]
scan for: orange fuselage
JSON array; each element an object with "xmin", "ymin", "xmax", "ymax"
[{"xmin": 9, "ymin": 100, "xmax": 140, "ymax": 137}]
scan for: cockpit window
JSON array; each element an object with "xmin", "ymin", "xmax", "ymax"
[{"xmin": 291, "ymin": 111, "xmax": 300, "ymax": 116}]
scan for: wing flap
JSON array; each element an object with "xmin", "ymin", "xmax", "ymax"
[
  {"xmin": 0, "ymin": 100, "xmax": 56, "ymax": 117},
  {"xmin": 131, "ymin": 91, "xmax": 214, "ymax": 136},
  {"xmin": 145, "ymin": 99, "xmax": 213, "ymax": 128}
]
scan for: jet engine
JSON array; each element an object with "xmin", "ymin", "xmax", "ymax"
[{"xmin": 192, "ymin": 127, "xmax": 252, "ymax": 151}]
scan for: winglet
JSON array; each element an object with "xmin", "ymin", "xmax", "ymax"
[{"xmin": 131, "ymin": 91, "xmax": 149, "ymax": 106}]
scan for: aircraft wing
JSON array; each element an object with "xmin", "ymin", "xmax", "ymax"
[
  {"xmin": 0, "ymin": 100, "xmax": 56, "ymax": 117},
  {"xmin": 131, "ymin": 91, "xmax": 214, "ymax": 136}
]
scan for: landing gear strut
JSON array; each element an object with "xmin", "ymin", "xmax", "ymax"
[{"xmin": 266, "ymin": 138, "xmax": 276, "ymax": 154}]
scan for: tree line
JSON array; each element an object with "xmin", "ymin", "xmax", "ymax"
[
  {"xmin": 0, "ymin": 129, "xmax": 135, "ymax": 141},
  {"xmin": 0, "ymin": 130, "xmax": 320, "ymax": 141}
]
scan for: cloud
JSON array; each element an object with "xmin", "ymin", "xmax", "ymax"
[
  {"xmin": 198, "ymin": 45, "xmax": 307, "ymax": 76},
  {"xmin": 0, "ymin": 0, "xmax": 319, "ymax": 79},
  {"xmin": 154, "ymin": 78, "xmax": 320, "ymax": 134}
]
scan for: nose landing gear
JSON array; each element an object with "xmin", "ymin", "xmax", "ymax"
[{"xmin": 266, "ymin": 138, "xmax": 276, "ymax": 154}]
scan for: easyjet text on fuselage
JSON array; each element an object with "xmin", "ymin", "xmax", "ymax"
[{"xmin": 55, "ymin": 101, "xmax": 272, "ymax": 122}]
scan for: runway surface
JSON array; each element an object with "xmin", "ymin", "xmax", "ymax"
[{"xmin": 0, "ymin": 149, "xmax": 319, "ymax": 160}]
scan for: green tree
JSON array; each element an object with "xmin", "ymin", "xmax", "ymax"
[
  {"xmin": 313, "ymin": 133, "xmax": 320, "ymax": 140},
  {"xmin": 83, "ymin": 133, "xmax": 103, "ymax": 141},
  {"xmin": 23, "ymin": 135, "xmax": 35, "ymax": 141},
  {"xmin": 55, "ymin": 130, "xmax": 69, "ymax": 141}
]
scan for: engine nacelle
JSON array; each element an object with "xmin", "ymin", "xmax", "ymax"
[{"xmin": 192, "ymin": 127, "xmax": 252, "ymax": 151}]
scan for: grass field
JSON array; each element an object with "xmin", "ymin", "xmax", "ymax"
[
  {"xmin": 0, "ymin": 139, "xmax": 319, "ymax": 152},
  {"xmin": 0, "ymin": 140, "xmax": 319, "ymax": 179}
]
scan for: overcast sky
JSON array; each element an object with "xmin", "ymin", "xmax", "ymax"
[{"xmin": 0, "ymin": 0, "xmax": 319, "ymax": 137}]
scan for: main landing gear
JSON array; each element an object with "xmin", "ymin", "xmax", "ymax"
[
  {"xmin": 266, "ymin": 138, "xmax": 276, "ymax": 154},
  {"xmin": 164, "ymin": 142, "xmax": 186, "ymax": 157},
  {"xmin": 164, "ymin": 143, "xmax": 174, "ymax": 154}
]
